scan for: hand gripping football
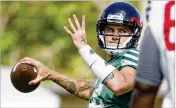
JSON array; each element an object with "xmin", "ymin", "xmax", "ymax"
[{"xmin": 10, "ymin": 62, "xmax": 40, "ymax": 93}]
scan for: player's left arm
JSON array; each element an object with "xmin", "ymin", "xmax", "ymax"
[
  {"xmin": 104, "ymin": 66, "xmax": 136, "ymax": 95},
  {"xmin": 102, "ymin": 49, "xmax": 139, "ymax": 95}
]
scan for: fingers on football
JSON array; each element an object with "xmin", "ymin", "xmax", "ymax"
[
  {"xmin": 29, "ymin": 74, "xmax": 50, "ymax": 85},
  {"xmin": 68, "ymin": 18, "xmax": 76, "ymax": 32},
  {"xmin": 73, "ymin": 14, "xmax": 81, "ymax": 29},
  {"xmin": 29, "ymin": 76, "xmax": 41, "ymax": 85},
  {"xmin": 20, "ymin": 57, "xmax": 39, "ymax": 68},
  {"xmin": 20, "ymin": 60, "xmax": 32, "ymax": 65}
]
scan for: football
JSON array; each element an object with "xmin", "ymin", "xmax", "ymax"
[{"xmin": 10, "ymin": 62, "xmax": 40, "ymax": 93}]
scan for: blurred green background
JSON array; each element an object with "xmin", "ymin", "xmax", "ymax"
[
  {"xmin": 1, "ymin": 1, "xmax": 163, "ymax": 108},
  {"xmin": 1, "ymin": 1, "xmax": 100, "ymax": 79},
  {"xmin": 1, "ymin": 1, "xmax": 142, "ymax": 79}
]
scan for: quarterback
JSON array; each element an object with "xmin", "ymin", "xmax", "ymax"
[{"xmin": 20, "ymin": 2, "xmax": 143, "ymax": 108}]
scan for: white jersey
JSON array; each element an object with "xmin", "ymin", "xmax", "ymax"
[{"xmin": 147, "ymin": 1, "xmax": 175, "ymax": 107}]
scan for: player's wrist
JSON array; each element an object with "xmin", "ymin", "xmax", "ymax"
[
  {"xmin": 76, "ymin": 42, "xmax": 87, "ymax": 50},
  {"xmin": 79, "ymin": 45, "xmax": 116, "ymax": 82},
  {"xmin": 47, "ymin": 70, "xmax": 57, "ymax": 80}
]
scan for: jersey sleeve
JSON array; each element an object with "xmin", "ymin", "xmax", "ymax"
[
  {"xmin": 136, "ymin": 26, "xmax": 163, "ymax": 86},
  {"xmin": 120, "ymin": 49, "xmax": 139, "ymax": 70}
]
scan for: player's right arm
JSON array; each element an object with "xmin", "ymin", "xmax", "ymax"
[
  {"xmin": 48, "ymin": 71, "xmax": 94, "ymax": 101},
  {"xmin": 20, "ymin": 57, "xmax": 94, "ymax": 101}
]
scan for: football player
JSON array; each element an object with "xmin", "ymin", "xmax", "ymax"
[
  {"xmin": 131, "ymin": 1, "xmax": 175, "ymax": 108},
  {"xmin": 20, "ymin": 2, "xmax": 143, "ymax": 108}
]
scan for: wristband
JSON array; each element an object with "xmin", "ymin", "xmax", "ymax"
[{"xmin": 79, "ymin": 45, "xmax": 115, "ymax": 82}]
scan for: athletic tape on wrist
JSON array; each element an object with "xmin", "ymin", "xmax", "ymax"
[{"xmin": 79, "ymin": 45, "xmax": 115, "ymax": 82}]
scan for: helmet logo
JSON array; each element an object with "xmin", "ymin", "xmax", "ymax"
[
  {"xmin": 107, "ymin": 13, "xmax": 124, "ymax": 23},
  {"xmin": 129, "ymin": 17, "xmax": 142, "ymax": 27}
]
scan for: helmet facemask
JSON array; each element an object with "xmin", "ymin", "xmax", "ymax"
[{"xmin": 97, "ymin": 20, "xmax": 141, "ymax": 55}]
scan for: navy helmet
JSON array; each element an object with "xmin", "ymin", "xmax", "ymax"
[{"xmin": 96, "ymin": 2, "xmax": 143, "ymax": 55}]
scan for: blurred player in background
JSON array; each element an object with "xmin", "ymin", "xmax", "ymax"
[
  {"xmin": 20, "ymin": 2, "xmax": 143, "ymax": 107},
  {"xmin": 131, "ymin": 1, "xmax": 175, "ymax": 108}
]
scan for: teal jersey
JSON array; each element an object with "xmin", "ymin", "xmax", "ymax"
[{"xmin": 88, "ymin": 48, "xmax": 139, "ymax": 108}]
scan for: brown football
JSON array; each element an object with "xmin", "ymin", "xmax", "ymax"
[{"xmin": 10, "ymin": 62, "xmax": 40, "ymax": 93}]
